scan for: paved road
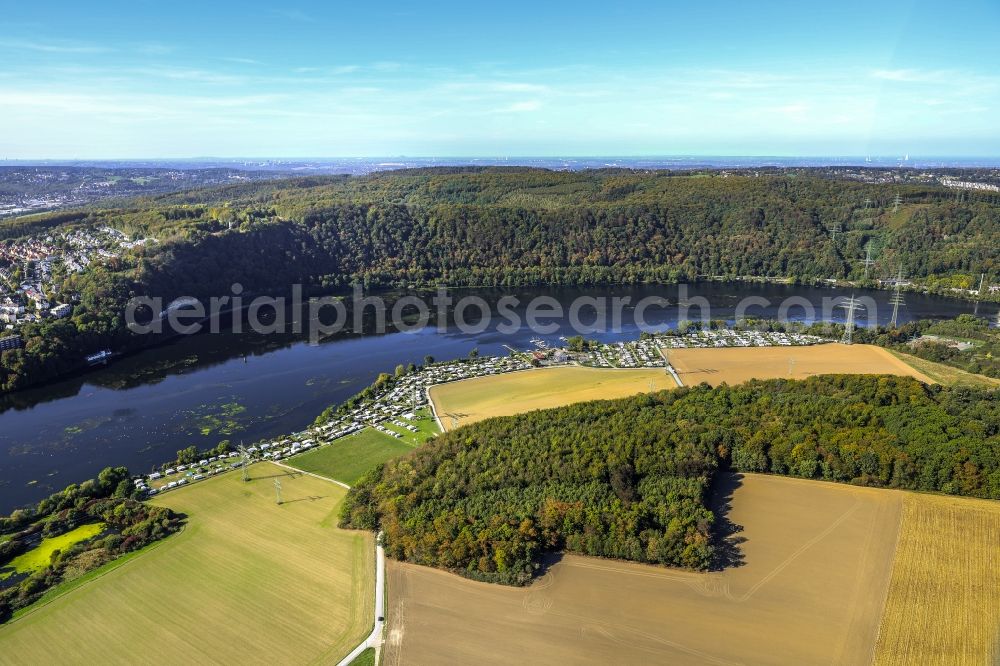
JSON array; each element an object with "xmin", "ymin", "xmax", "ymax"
[
  {"xmin": 336, "ymin": 534, "xmax": 385, "ymax": 666},
  {"xmin": 273, "ymin": 461, "xmax": 385, "ymax": 665},
  {"xmin": 657, "ymin": 349, "xmax": 684, "ymax": 387}
]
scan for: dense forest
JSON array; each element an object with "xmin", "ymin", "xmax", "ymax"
[
  {"xmin": 2, "ymin": 168, "xmax": 999, "ymax": 391},
  {"xmin": 137, "ymin": 168, "xmax": 999, "ymax": 291},
  {"xmin": 341, "ymin": 375, "xmax": 999, "ymax": 585}
]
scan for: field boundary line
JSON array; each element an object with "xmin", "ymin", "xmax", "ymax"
[
  {"xmin": 268, "ymin": 461, "xmax": 385, "ymax": 666},
  {"xmin": 427, "ymin": 365, "xmax": 556, "ymax": 432},
  {"xmin": 426, "ymin": 386, "xmax": 445, "ymax": 433},
  {"xmin": 257, "ymin": 461, "xmax": 384, "ymax": 666},
  {"xmin": 657, "ymin": 348, "xmax": 684, "ymax": 387},
  {"xmin": 868, "ymin": 345, "xmax": 936, "ymax": 385},
  {"xmin": 832, "ymin": 493, "xmax": 901, "ymax": 664},
  {"xmin": 274, "ymin": 460, "xmax": 351, "ymax": 490},
  {"xmin": 869, "ymin": 495, "xmax": 908, "ymax": 663},
  {"xmin": 337, "ymin": 533, "xmax": 385, "ymax": 666}
]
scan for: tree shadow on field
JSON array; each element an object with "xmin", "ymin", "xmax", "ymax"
[
  {"xmin": 708, "ymin": 471, "xmax": 746, "ymax": 571},
  {"xmin": 534, "ymin": 551, "xmax": 564, "ymax": 579}
]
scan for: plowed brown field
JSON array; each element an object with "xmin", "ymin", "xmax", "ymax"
[{"xmin": 382, "ymin": 473, "xmax": 903, "ymax": 665}]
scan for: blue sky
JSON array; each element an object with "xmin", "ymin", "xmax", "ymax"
[{"xmin": 1, "ymin": 0, "xmax": 998, "ymax": 158}]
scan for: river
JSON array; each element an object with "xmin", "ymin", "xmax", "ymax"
[{"xmin": 1, "ymin": 283, "xmax": 995, "ymax": 512}]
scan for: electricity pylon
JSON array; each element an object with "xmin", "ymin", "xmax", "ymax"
[
  {"xmin": 838, "ymin": 294, "xmax": 865, "ymax": 344},
  {"xmin": 238, "ymin": 444, "xmax": 250, "ymax": 482},
  {"xmin": 889, "ymin": 267, "xmax": 906, "ymax": 328},
  {"xmin": 828, "ymin": 221, "xmax": 840, "ymax": 242},
  {"xmin": 861, "ymin": 241, "xmax": 876, "ymax": 280}
]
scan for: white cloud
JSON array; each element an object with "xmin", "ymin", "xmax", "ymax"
[
  {"xmin": 2, "ymin": 60, "xmax": 998, "ymax": 157},
  {"xmin": 496, "ymin": 100, "xmax": 541, "ymax": 113},
  {"xmin": 487, "ymin": 82, "xmax": 549, "ymax": 93},
  {"xmin": 223, "ymin": 57, "xmax": 263, "ymax": 66},
  {"xmin": 134, "ymin": 67, "xmax": 248, "ymax": 84},
  {"xmin": 0, "ymin": 38, "xmax": 110, "ymax": 54},
  {"xmin": 871, "ymin": 68, "xmax": 926, "ymax": 82}
]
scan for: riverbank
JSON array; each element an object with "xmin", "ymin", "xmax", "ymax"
[
  {"xmin": 698, "ymin": 273, "xmax": 1000, "ymax": 304},
  {"xmin": 1, "ymin": 283, "xmax": 996, "ymax": 512},
  {"xmin": 2, "ymin": 276, "xmax": 996, "ymax": 400}
]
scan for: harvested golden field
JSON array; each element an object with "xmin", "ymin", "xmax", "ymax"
[
  {"xmin": 0, "ymin": 464, "xmax": 374, "ymax": 664},
  {"xmin": 383, "ymin": 473, "xmax": 903, "ymax": 665},
  {"xmin": 429, "ymin": 366, "xmax": 673, "ymax": 431},
  {"xmin": 667, "ymin": 343, "xmax": 934, "ymax": 387},
  {"xmin": 874, "ymin": 493, "xmax": 1000, "ymax": 665}
]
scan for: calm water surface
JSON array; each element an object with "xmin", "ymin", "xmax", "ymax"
[{"xmin": 1, "ymin": 283, "xmax": 995, "ymax": 512}]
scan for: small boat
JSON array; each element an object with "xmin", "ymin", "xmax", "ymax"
[{"xmin": 85, "ymin": 349, "xmax": 113, "ymax": 365}]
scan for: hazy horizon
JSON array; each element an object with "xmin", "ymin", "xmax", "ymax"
[
  {"xmin": 3, "ymin": 153, "xmax": 1000, "ymax": 160},
  {"xmin": 3, "ymin": 155, "xmax": 1000, "ymax": 171}
]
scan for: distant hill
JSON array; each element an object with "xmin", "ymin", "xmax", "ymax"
[
  {"xmin": 1, "ymin": 167, "xmax": 998, "ymax": 392},
  {"xmin": 0, "ymin": 166, "xmax": 292, "ymax": 219}
]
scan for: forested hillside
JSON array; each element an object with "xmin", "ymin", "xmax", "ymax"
[
  {"xmin": 2, "ymin": 168, "xmax": 999, "ymax": 391},
  {"xmin": 100, "ymin": 168, "xmax": 1000, "ymax": 287},
  {"xmin": 341, "ymin": 375, "xmax": 1000, "ymax": 585},
  {"xmin": 9, "ymin": 168, "xmax": 1000, "ymax": 287}
]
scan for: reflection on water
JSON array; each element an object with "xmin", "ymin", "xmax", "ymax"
[{"xmin": 0, "ymin": 283, "xmax": 995, "ymax": 512}]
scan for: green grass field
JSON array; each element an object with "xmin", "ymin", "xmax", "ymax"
[
  {"xmin": 0, "ymin": 464, "xmax": 374, "ymax": 664},
  {"xmin": 1, "ymin": 523, "xmax": 104, "ymax": 580},
  {"xmin": 888, "ymin": 349, "xmax": 1000, "ymax": 389},
  {"xmin": 288, "ymin": 428, "xmax": 415, "ymax": 486},
  {"xmin": 378, "ymin": 407, "xmax": 440, "ymax": 446},
  {"xmin": 349, "ymin": 647, "xmax": 376, "ymax": 666}
]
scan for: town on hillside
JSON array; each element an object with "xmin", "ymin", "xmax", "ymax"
[{"xmin": 0, "ymin": 227, "xmax": 155, "ymax": 343}]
